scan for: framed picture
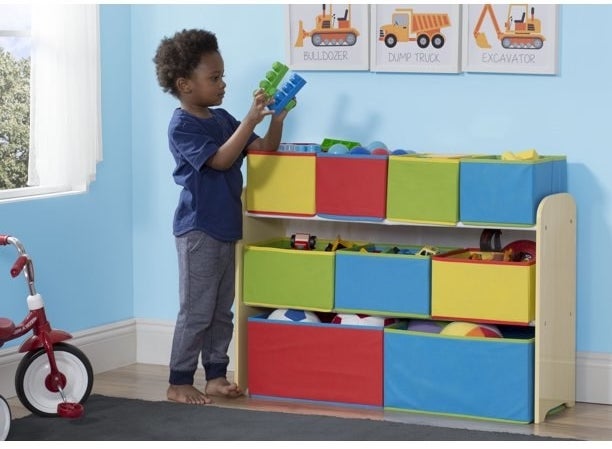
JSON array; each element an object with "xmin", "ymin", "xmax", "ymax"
[
  {"xmin": 285, "ymin": 4, "xmax": 370, "ymax": 71},
  {"xmin": 462, "ymin": 4, "xmax": 559, "ymax": 74},
  {"xmin": 369, "ymin": 4, "xmax": 462, "ymax": 73}
]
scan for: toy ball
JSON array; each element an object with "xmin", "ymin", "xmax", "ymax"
[
  {"xmin": 332, "ymin": 313, "xmax": 397, "ymax": 327},
  {"xmin": 406, "ymin": 319, "xmax": 446, "ymax": 334},
  {"xmin": 391, "ymin": 149, "xmax": 416, "ymax": 155},
  {"xmin": 327, "ymin": 143, "xmax": 349, "ymax": 154},
  {"xmin": 349, "ymin": 146, "xmax": 370, "ymax": 155},
  {"xmin": 267, "ymin": 308, "xmax": 321, "ymax": 323},
  {"xmin": 440, "ymin": 321, "xmax": 503, "ymax": 338},
  {"xmin": 366, "ymin": 141, "xmax": 388, "ymax": 152},
  {"xmin": 371, "ymin": 148, "xmax": 390, "ymax": 155},
  {"xmin": 502, "ymin": 239, "xmax": 536, "ymax": 262}
]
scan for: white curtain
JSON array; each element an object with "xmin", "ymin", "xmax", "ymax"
[{"xmin": 28, "ymin": 4, "xmax": 102, "ymax": 192}]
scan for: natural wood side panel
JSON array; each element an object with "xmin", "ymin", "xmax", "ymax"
[{"xmin": 535, "ymin": 193, "xmax": 577, "ymax": 423}]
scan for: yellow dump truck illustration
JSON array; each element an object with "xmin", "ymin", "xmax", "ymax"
[{"xmin": 378, "ymin": 8, "xmax": 451, "ymax": 49}]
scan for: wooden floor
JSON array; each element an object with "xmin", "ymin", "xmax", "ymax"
[{"xmin": 7, "ymin": 363, "xmax": 612, "ymax": 441}]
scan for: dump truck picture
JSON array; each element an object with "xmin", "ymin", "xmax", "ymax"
[
  {"xmin": 378, "ymin": 8, "xmax": 451, "ymax": 49},
  {"xmin": 473, "ymin": 4, "xmax": 545, "ymax": 50},
  {"xmin": 294, "ymin": 4, "xmax": 360, "ymax": 47}
]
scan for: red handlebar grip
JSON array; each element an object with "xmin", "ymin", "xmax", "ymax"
[
  {"xmin": 10, "ymin": 255, "xmax": 28, "ymax": 278},
  {"xmin": 0, "ymin": 235, "xmax": 9, "ymax": 246}
]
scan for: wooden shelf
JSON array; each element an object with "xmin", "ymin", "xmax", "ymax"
[
  {"xmin": 245, "ymin": 212, "xmax": 537, "ymax": 231},
  {"xmin": 236, "ymin": 192, "xmax": 576, "ymax": 424}
]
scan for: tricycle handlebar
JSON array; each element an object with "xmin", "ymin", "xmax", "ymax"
[{"xmin": 0, "ymin": 234, "xmax": 36, "ymax": 294}]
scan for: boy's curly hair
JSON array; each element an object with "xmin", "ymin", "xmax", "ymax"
[{"xmin": 153, "ymin": 29, "xmax": 219, "ymax": 98}]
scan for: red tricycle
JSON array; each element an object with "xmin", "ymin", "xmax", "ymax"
[
  {"xmin": 0, "ymin": 395, "xmax": 10, "ymax": 440},
  {"xmin": 0, "ymin": 234, "xmax": 93, "ymax": 426}
]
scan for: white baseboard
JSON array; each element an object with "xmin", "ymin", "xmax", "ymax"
[
  {"xmin": 0, "ymin": 320, "xmax": 606, "ymax": 405},
  {"xmin": 576, "ymin": 352, "xmax": 612, "ymax": 404},
  {"xmin": 135, "ymin": 319, "xmax": 174, "ymax": 366},
  {"xmin": 134, "ymin": 319, "xmax": 235, "ymax": 369}
]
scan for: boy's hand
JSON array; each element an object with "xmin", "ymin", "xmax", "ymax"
[
  {"xmin": 273, "ymin": 108, "xmax": 289, "ymax": 122},
  {"xmin": 271, "ymin": 96, "xmax": 295, "ymax": 122},
  {"xmin": 245, "ymin": 89, "xmax": 274, "ymax": 126}
]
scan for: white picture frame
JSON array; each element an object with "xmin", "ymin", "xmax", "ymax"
[
  {"xmin": 369, "ymin": 4, "xmax": 462, "ymax": 74},
  {"xmin": 462, "ymin": 4, "xmax": 559, "ymax": 74},
  {"xmin": 285, "ymin": 4, "xmax": 370, "ymax": 71}
]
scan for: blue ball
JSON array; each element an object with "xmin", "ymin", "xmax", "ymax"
[
  {"xmin": 328, "ymin": 143, "xmax": 349, "ymax": 154},
  {"xmin": 392, "ymin": 149, "xmax": 415, "ymax": 155},
  {"xmin": 349, "ymin": 146, "xmax": 370, "ymax": 155},
  {"xmin": 366, "ymin": 141, "xmax": 388, "ymax": 152}
]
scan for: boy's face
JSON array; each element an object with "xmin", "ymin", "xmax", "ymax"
[{"xmin": 182, "ymin": 51, "xmax": 226, "ymax": 107}]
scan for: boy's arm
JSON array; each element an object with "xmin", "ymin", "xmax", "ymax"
[
  {"xmin": 248, "ymin": 110, "xmax": 288, "ymax": 153},
  {"xmin": 206, "ymin": 90, "xmax": 273, "ymax": 170}
]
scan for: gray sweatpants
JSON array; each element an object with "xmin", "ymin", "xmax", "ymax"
[{"xmin": 169, "ymin": 230, "xmax": 236, "ymax": 385}]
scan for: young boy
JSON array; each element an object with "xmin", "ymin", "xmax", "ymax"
[{"xmin": 153, "ymin": 28, "xmax": 292, "ymax": 404}]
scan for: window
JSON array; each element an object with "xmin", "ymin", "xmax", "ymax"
[
  {"xmin": 0, "ymin": 4, "xmax": 102, "ymax": 202},
  {"xmin": 0, "ymin": 5, "xmax": 30, "ymax": 191}
]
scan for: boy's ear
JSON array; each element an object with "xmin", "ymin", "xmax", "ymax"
[{"xmin": 176, "ymin": 77, "xmax": 192, "ymax": 95}]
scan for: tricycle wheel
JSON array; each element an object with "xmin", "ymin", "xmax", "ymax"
[
  {"xmin": 15, "ymin": 342, "xmax": 93, "ymax": 417},
  {"xmin": 0, "ymin": 395, "xmax": 11, "ymax": 440}
]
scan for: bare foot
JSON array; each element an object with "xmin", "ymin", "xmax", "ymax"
[
  {"xmin": 205, "ymin": 377, "xmax": 243, "ymax": 398},
  {"xmin": 167, "ymin": 384, "xmax": 212, "ymax": 405}
]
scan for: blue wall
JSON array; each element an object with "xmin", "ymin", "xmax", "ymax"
[
  {"xmin": 0, "ymin": 6, "xmax": 133, "ymax": 338},
  {"xmin": 1, "ymin": 5, "xmax": 611, "ymax": 359}
]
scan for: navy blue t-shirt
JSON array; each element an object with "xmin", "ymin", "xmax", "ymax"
[{"xmin": 168, "ymin": 108, "xmax": 259, "ymax": 241}]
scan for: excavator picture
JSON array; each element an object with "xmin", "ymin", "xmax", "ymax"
[
  {"xmin": 473, "ymin": 4, "xmax": 545, "ymax": 50},
  {"xmin": 294, "ymin": 4, "xmax": 360, "ymax": 47}
]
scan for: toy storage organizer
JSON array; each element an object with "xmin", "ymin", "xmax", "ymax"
[{"xmin": 237, "ymin": 155, "xmax": 576, "ymax": 423}]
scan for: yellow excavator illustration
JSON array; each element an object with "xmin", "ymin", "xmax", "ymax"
[
  {"xmin": 294, "ymin": 4, "xmax": 359, "ymax": 47},
  {"xmin": 473, "ymin": 3, "xmax": 545, "ymax": 50}
]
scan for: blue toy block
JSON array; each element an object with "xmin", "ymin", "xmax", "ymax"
[{"xmin": 268, "ymin": 73, "xmax": 306, "ymax": 115}]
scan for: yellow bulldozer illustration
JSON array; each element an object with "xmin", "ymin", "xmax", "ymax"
[
  {"xmin": 294, "ymin": 4, "xmax": 359, "ymax": 47},
  {"xmin": 473, "ymin": 3, "xmax": 545, "ymax": 50}
]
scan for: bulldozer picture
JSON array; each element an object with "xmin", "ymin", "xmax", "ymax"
[
  {"xmin": 294, "ymin": 4, "xmax": 360, "ymax": 47},
  {"xmin": 473, "ymin": 3, "xmax": 546, "ymax": 50}
]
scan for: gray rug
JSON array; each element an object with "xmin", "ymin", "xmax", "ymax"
[{"xmin": 8, "ymin": 395, "xmax": 575, "ymax": 441}]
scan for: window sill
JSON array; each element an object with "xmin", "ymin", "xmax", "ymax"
[{"xmin": 0, "ymin": 185, "xmax": 83, "ymax": 204}]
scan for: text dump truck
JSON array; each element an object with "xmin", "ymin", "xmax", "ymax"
[{"xmin": 379, "ymin": 8, "xmax": 451, "ymax": 49}]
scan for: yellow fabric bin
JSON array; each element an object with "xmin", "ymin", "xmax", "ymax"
[
  {"xmin": 431, "ymin": 249, "xmax": 535, "ymax": 325},
  {"xmin": 246, "ymin": 150, "xmax": 316, "ymax": 216}
]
